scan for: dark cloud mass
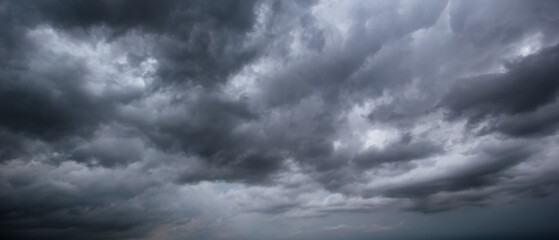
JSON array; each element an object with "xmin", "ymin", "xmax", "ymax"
[{"xmin": 1, "ymin": 0, "xmax": 559, "ymax": 239}]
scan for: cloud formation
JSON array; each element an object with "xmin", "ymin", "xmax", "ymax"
[{"xmin": 1, "ymin": 0, "xmax": 559, "ymax": 239}]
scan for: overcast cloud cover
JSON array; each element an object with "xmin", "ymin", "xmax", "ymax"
[{"xmin": 1, "ymin": 0, "xmax": 559, "ymax": 239}]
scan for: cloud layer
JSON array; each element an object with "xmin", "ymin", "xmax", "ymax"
[{"xmin": 2, "ymin": 0, "xmax": 559, "ymax": 239}]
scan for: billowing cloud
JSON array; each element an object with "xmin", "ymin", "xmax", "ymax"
[{"xmin": 2, "ymin": 0, "xmax": 559, "ymax": 239}]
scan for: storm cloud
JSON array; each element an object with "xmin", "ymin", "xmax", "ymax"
[{"xmin": 1, "ymin": 0, "xmax": 559, "ymax": 239}]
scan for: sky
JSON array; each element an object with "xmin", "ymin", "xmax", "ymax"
[{"xmin": 1, "ymin": 0, "xmax": 559, "ymax": 239}]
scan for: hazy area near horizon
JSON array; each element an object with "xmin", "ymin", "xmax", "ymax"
[{"xmin": 1, "ymin": 0, "xmax": 559, "ymax": 239}]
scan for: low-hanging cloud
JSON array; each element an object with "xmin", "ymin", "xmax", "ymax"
[{"xmin": 2, "ymin": 0, "xmax": 559, "ymax": 239}]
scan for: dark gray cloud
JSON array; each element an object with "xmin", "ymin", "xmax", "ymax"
[
  {"xmin": 0, "ymin": 55, "xmax": 114, "ymax": 140},
  {"xmin": 444, "ymin": 44, "xmax": 559, "ymax": 116},
  {"xmin": 443, "ymin": 43, "xmax": 559, "ymax": 137},
  {"xmin": 0, "ymin": 161, "xmax": 160, "ymax": 240},
  {"xmin": 386, "ymin": 142, "xmax": 533, "ymax": 197},
  {"xmin": 2, "ymin": 0, "xmax": 559, "ymax": 239},
  {"xmin": 494, "ymin": 102, "xmax": 559, "ymax": 137}
]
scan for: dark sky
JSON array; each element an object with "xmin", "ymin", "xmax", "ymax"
[{"xmin": 1, "ymin": 0, "xmax": 559, "ymax": 239}]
